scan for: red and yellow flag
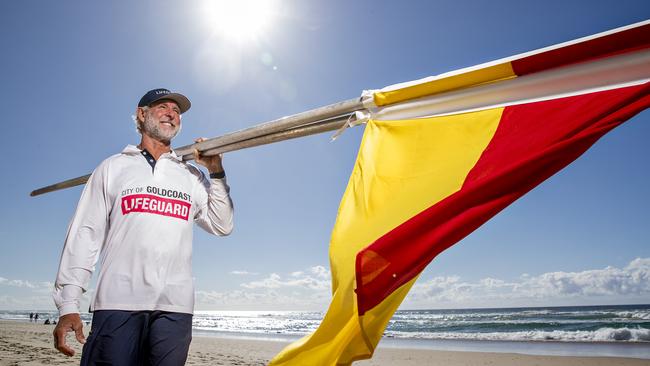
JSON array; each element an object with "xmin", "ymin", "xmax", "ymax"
[{"xmin": 270, "ymin": 20, "xmax": 650, "ymax": 366}]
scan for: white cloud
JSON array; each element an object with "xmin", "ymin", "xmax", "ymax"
[
  {"xmin": 3, "ymin": 259, "xmax": 649, "ymax": 311},
  {"xmin": 405, "ymin": 257, "xmax": 650, "ymax": 308},
  {"xmin": 230, "ymin": 270, "xmax": 259, "ymax": 276},
  {"xmin": 309, "ymin": 265, "xmax": 330, "ymax": 279},
  {"xmin": 241, "ymin": 271, "xmax": 330, "ymax": 291},
  {"xmin": 0, "ymin": 294, "xmax": 55, "ymax": 310},
  {"xmin": 522, "ymin": 258, "xmax": 650, "ymax": 297},
  {"xmin": 241, "ymin": 273, "xmax": 283, "ymax": 289},
  {"xmin": 240, "ymin": 266, "xmax": 331, "ymax": 291},
  {"xmin": 189, "ymin": 259, "xmax": 650, "ymax": 310},
  {"xmin": 0, "ymin": 277, "xmax": 51, "ymax": 290},
  {"xmin": 195, "ymin": 288, "xmax": 330, "ymax": 311},
  {"xmin": 194, "ymin": 266, "xmax": 334, "ymax": 310}
]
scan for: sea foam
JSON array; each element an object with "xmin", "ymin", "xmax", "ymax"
[{"xmin": 386, "ymin": 327, "xmax": 650, "ymax": 342}]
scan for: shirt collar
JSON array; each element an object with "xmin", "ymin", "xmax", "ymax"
[
  {"xmin": 122, "ymin": 144, "xmax": 142, "ymax": 155},
  {"xmin": 121, "ymin": 144, "xmax": 182, "ymax": 162}
]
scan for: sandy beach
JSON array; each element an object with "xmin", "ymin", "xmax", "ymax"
[{"xmin": 1, "ymin": 320, "xmax": 648, "ymax": 366}]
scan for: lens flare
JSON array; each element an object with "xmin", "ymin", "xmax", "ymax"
[{"xmin": 202, "ymin": 0, "xmax": 277, "ymax": 42}]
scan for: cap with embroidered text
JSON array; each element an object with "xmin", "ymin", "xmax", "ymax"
[{"xmin": 138, "ymin": 88, "xmax": 191, "ymax": 113}]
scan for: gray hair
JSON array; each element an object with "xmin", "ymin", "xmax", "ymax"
[{"xmin": 131, "ymin": 106, "xmax": 149, "ymax": 135}]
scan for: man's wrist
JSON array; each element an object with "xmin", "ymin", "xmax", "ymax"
[
  {"xmin": 58, "ymin": 304, "xmax": 80, "ymax": 317},
  {"xmin": 209, "ymin": 171, "xmax": 226, "ymax": 179}
]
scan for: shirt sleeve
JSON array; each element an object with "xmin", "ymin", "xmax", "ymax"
[
  {"xmin": 53, "ymin": 161, "xmax": 111, "ymax": 316},
  {"xmin": 194, "ymin": 171, "xmax": 234, "ymax": 236}
]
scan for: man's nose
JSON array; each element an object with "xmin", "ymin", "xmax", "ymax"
[{"xmin": 163, "ymin": 110, "xmax": 177, "ymax": 120}]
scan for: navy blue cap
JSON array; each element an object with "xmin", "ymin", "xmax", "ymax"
[{"xmin": 138, "ymin": 88, "xmax": 191, "ymax": 113}]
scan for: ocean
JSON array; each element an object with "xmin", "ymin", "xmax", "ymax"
[{"xmin": 4, "ymin": 304, "xmax": 649, "ymax": 359}]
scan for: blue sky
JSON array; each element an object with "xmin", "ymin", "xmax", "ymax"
[{"xmin": 0, "ymin": 1, "xmax": 648, "ymax": 311}]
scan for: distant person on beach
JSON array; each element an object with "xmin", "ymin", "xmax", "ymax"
[
  {"xmin": 52, "ymin": 88, "xmax": 234, "ymax": 365},
  {"xmin": 34, "ymin": 313, "xmax": 38, "ymax": 321},
  {"xmin": 44, "ymin": 319, "xmax": 51, "ymax": 325},
  {"xmin": 29, "ymin": 312, "xmax": 33, "ymax": 321}
]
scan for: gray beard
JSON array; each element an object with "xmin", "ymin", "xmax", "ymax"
[{"xmin": 141, "ymin": 114, "xmax": 181, "ymax": 143}]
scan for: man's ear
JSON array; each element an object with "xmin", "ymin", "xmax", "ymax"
[{"xmin": 136, "ymin": 107, "xmax": 145, "ymax": 122}]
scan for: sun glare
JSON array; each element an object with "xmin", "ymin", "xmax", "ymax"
[{"xmin": 203, "ymin": 0, "xmax": 277, "ymax": 42}]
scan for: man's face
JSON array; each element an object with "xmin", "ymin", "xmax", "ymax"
[{"xmin": 140, "ymin": 100, "xmax": 182, "ymax": 143}]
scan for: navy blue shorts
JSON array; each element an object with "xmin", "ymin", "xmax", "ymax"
[{"xmin": 80, "ymin": 310, "xmax": 192, "ymax": 366}]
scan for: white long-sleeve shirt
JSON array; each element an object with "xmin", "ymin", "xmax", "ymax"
[{"xmin": 53, "ymin": 145, "xmax": 233, "ymax": 316}]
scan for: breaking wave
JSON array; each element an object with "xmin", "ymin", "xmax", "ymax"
[{"xmin": 386, "ymin": 327, "xmax": 650, "ymax": 342}]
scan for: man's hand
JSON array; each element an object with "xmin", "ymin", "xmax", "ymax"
[
  {"xmin": 53, "ymin": 313, "xmax": 85, "ymax": 356},
  {"xmin": 193, "ymin": 137, "xmax": 224, "ymax": 174}
]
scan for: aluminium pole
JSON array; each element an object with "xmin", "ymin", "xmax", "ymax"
[
  {"xmin": 176, "ymin": 115, "xmax": 355, "ymax": 160},
  {"xmin": 30, "ymin": 112, "xmax": 361, "ymax": 197},
  {"xmin": 173, "ymin": 97, "xmax": 363, "ymax": 157}
]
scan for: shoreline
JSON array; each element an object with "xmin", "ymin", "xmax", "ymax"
[
  {"xmin": 2, "ymin": 320, "xmax": 649, "ymax": 366},
  {"xmin": 192, "ymin": 329, "xmax": 650, "ymax": 360}
]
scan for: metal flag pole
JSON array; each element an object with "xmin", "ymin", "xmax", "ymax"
[
  {"xmin": 174, "ymin": 97, "xmax": 363, "ymax": 158},
  {"xmin": 30, "ymin": 97, "xmax": 366, "ymax": 197}
]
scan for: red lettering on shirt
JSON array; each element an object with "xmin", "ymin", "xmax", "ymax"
[{"xmin": 121, "ymin": 194, "xmax": 191, "ymax": 221}]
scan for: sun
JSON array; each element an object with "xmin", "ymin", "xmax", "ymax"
[{"xmin": 202, "ymin": 0, "xmax": 277, "ymax": 42}]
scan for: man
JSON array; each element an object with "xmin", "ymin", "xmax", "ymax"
[{"xmin": 52, "ymin": 88, "xmax": 234, "ymax": 365}]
